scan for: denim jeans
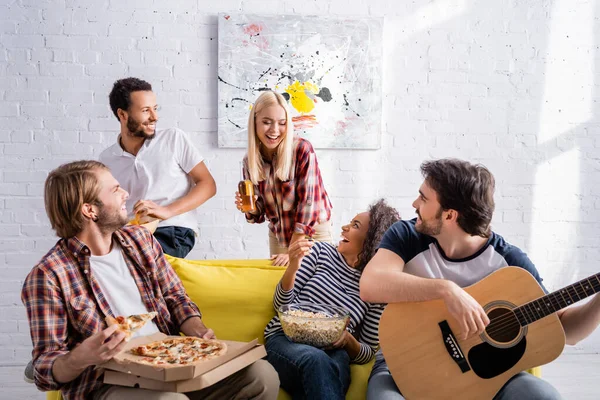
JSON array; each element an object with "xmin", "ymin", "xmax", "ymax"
[
  {"xmin": 367, "ymin": 351, "xmax": 563, "ymax": 400},
  {"xmin": 153, "ymin": 226, "xmax": 195, "ymax": 258},
  {"xmin": 265, "ymin": 332, "xmax": 351, "ymax": 400}
]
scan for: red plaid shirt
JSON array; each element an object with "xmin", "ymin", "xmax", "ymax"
[
  {"xmin": 244, "ymin": 138, "xmax": 332, "ymax": 247},
  {"xmin": 21, "ymin": 225, "xmax": 201, "ymax": 400}
]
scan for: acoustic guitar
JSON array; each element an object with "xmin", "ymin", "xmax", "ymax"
[{"xmin": 379, "ymin": 266, "xmax": 599, "ymax": 399}]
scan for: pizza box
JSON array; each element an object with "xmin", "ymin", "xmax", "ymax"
[
  {"xmin": 103, "ymin": 343, "xmax": 266, "ymax": 392},
  {"xmin": 100, "ymin": 332, "xmax": 260, "ymax": 382}
]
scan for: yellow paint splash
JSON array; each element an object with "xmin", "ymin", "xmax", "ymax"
[{"xmin": 285, "ymin": 81, "xmax": 319, "ymax": 113}]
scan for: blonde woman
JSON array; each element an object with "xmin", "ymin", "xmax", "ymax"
[{"xmin": 235, "ymin": 91, "xmax": 333, "ymax": 266}]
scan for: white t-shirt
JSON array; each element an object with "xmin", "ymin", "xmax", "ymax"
[
  {"xmin": 99, "ymin": 128, "xmax": 204, "ymax": 232},
  {"xmin": 89, "ymin": 243, "xmax": 160, "ymax": 338}
]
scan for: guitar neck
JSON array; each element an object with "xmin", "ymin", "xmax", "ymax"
[{"xmin": 514, "ymin": 273, "xmax": 600, "ymax": 326}]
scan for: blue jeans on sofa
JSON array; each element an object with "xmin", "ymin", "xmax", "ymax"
[{"xmin": 265, "ymin": 332, "xmax": 351, "ymax": 400}]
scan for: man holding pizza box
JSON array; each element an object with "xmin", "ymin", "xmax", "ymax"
[{"xmin": 21, "ymin": 160, "xmax": 279, "ymax": 400}]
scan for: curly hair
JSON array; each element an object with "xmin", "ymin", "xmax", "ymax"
[
  {"xmin": 355, "ymin": 199, "xmax": 401, "ymax": 272},
  {"xmin": 109, "ymin": 77, "xmax": 152, "ymax": 121}
]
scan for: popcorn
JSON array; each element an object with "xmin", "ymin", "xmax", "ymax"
[{"xmin": 279, "ymin": 308, "xmax": 348, "ymax": 347}]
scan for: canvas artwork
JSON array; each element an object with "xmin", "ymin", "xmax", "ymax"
[{"xmin": 217, "ymin": 13, "xmax": 383, "ymax": 149}]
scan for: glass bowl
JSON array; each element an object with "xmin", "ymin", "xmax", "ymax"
[{"xmin": 278, "ymin": 303, "xmax": 350, "ymax": 347}]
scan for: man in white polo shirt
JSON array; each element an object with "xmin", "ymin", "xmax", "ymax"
[{"xmin": 99, "ymin": 77, "xmax": 216, "ymax": 258}]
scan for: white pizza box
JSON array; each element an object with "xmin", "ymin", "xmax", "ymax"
[
  {"xmin": 102, "ymin": 343, "xmax": 266, "ymax": 392},
  {"xmin": 100, "ymin": 332, "xmax": 260, "ymax": 382}
]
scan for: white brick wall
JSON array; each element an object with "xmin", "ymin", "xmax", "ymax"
[{"xmin": 2, "ymin": 0, "xmax": 599, "ymax": 397}]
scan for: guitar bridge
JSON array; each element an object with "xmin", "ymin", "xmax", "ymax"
[{"xmin": 439, "ymin": 321, "xmax": 471, "ymax": 373}]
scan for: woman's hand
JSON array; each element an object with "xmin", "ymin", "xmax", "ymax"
[
  {"xmin": 271, "ymin": 253, "xmax": 290, "ymax": 267},
  {"xmin": 234, "ymin": 191, "xmax": 244, "ymax": 212},
  {"xmin": 235, "ymin": 191, "xmax": 259, "ymax": 215},
  {"xmin": 287, "ymin": 239, "xmax": 314, "ymax": 268},
  {"xmin": 328, "ymin": 329, "xmax": 361, "ymax": 359},
  {"xmin": 329, "ymin": 330, "xmax": 354, "ymax": 349}
]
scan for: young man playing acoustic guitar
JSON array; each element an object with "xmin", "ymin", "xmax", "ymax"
[{"xmin": 360, "ymin": 158, "xmax": 600, "ymax": 400}]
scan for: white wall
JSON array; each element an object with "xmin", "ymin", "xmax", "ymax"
[{"xmin": 1, "ymin": 0, "xmax": 599, "ymax": 398}]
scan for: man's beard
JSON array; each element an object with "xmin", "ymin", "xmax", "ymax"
[
  {"xmin": 415, "ymin": 207, "xmax": 444, "ymax": 236},
  {"xmin": 127, "ymin": 116, "xmax": 156, "ymax": 139},
  {"xmin": 96, "ymin": 202, "xmax": 128, "ymax": 235}
]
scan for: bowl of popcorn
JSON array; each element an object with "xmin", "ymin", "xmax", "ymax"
[{"xmin": 278, "ymin": 303, "xmax": 350, "ymax": 348}]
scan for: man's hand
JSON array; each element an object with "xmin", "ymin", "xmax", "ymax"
[
  {"xmin": 133, "ymin": 199, "xmax": 171, "ymax": 221},
  {"xmin": 271, "ymin": 253, "xmax": 290, "ymax": 267},
  {"xmin": 52, "ymin": 325, "xmax": 127, "ymax": 384},
  {"xmin": 180, "ymin": 317, "xmax": 217, "ymax": 339},
  {"xmin": 197, "ymin": 327, "xmax": 216, "ymax": 339},
  {"xmin": 69, "ymin": 325, "xmax": 127, "ymax": 370},
  {"xmin": 443, "ymin": 283, "xmax": 490, "ymax": 340}
]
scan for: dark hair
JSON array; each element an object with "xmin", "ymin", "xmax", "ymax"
[
  {"xmin": 356, "ymin": 199, "xmax": 401, "ymax": 272},
  {"xmin": 420, "ymin": 158, "xmax": 495, "ymax": 237},
  {"xmin": 109, "ymin": 77, "xmax": 152, "ymax": 120}
]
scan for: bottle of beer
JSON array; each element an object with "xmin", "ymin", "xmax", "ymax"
[{"xmin": 238, "ymin": 161, "xmax": 256, "ymax": 213}]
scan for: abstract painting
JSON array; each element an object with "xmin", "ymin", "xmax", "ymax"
[{"xmin": 217, "ymin": 13, "xmax": 383, "ymax": 149}]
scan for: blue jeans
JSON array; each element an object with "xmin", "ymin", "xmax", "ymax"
[
  {"xmin": 265, "ymin": 332, "xmax": 351, "ymax": 400},
  {"xmin": 368, "ymin": 351, "xmax": 563, "ymax": 400},
  {"xmin": 153, "ymin": 226, "xmax": 195, "ymax": 258}
]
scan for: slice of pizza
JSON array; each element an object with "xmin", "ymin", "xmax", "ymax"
[{"xmin": 106, "ymin": 311, "xmax": 158, "ymax": 340}]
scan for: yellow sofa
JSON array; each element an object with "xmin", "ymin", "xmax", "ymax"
[{"xmin": 47, "ymin": 257, "xmax": 541, "ymax": 400}]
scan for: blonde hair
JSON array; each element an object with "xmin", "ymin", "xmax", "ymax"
[
  {"xmin": 247, "ymin": 91, "xmax": 295, "ymax": 184},
  {"xmin": 44, "ymin": 160, "xmax": 108, "ymax": 238}
]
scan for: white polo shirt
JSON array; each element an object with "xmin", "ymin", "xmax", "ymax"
[{"xmin": 99, "ymin": 128, "xmax": 204, "ymax": 233}]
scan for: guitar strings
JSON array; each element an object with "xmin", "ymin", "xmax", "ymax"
[
  {"xmin": 467, "ymin": 280, "xmax": 600, "ymax": 338},
  {"xmin": 485, "ymin": 289, "xmax": 589, "ymax": 336},
  {"xmin": 482, "ymin": 292, "xmax": 599, "ymax": 338}
]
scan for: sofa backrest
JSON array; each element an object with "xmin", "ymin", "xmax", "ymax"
[{"xmin": 167, "ymin": 256, "xmax": 285, "ymax": 344}]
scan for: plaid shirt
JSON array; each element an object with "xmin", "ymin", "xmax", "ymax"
[
  {"xmin": 245, "ymin": 138, "xmax": 332, "ymax": 247},
  {"xmin": 21, "ymin": 225, "xmax": 201, "ymax": 400}
]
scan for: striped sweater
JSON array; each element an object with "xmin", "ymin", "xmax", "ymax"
[{"xmin": 264, "ymin": 242, "xmax": 385, "ymax": 364}]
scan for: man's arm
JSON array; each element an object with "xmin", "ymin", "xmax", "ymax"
[
  {"xmin": 21, "ymin": 267, "xmax": 128, "ymax": 390},
  {"xmin": 134, "ymin": 161, "xmax": 217, "ymax": 221},
  {"xmin": 52, "ymin": 325, "xmax": 127, "ymax": 383},
  {"xmin": 21, "ymin": 267, "xmax": 70, "ymax": 391},
  {"xmin": 360, "ymin": 248, "xmax": 490, "ymax": 340},
  {"xmin": 558, "ymin": 294, "xmax": 600, "ymax": 345},
  {"xmin": 360, "ymin": 248, "xmax": 455, "ymax": 303}
]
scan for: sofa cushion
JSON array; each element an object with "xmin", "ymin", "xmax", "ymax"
[{"xmin": 167, "ymin": 256, "xmax": 285, "ymax": 343}]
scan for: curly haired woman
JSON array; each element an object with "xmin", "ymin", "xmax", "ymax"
[{"xmin": 263, "ymin": 199, "xmax": 401, "ymax": 400}]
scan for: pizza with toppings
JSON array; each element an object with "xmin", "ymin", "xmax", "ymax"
[
  {"xmin": 130, "ymin": 336, "xmax": 228, "ymax": 366},
  {"xmin": 106, "ymin": 311, "xmax": 158, "ymax": 340}
]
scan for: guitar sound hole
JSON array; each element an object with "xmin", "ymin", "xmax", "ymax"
[{"xmin": 485, "ymin": 307, "xmax": 520, "ymax": 343}]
